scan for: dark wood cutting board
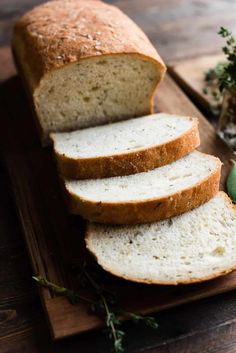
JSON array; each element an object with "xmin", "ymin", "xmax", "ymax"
[
  {"xmin": 0, "ymin": 71, "xmax": 235, "ymax": 340},
  {"xmin": 169, "ymin": 53, "xmax": 225, "ymax": 113}
]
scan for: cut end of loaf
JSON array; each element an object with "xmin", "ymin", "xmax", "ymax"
[
  {"xmin": 34, "ymin": 54, "xmax": 162, "ymax": 138},
  {"xmin": 86, "ymin": 192, "xmax": 236, "ymax": 285},
  {"xmin": 12, "ymin": 0, "xmax": 166, "ymax": 143}
]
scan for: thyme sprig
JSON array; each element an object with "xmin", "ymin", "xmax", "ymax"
[
  {"xmin": 33, "ymin": 266, "xmax": 158, "ymax": 353},
  {"xmin": 32, "ymin": 276, "xmax": 92, "ymax": 304},
  {"xmin": 227, "ymin": 160, "xmax": 236, "ymax": 203},
  {"xmin": 203, "ymin": 27, "xmax": 236, "ymax": 116}
]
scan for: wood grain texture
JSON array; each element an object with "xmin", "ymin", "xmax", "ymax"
[
  {"xmin": 169, "ymin": 53, "xmax": 225, "ymax": 113},
  {"xmin": 1, "ymin": 1, "xmax": 236, "ymax": 353},
  {"xmin": 1, "ymin": 63, "xmax": 235, "ymax": 339},
  {"xmin": 46, "ymin": 273, "xmax": 236, "ymax": 339}
]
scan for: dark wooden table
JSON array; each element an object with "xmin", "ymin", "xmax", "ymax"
[{"xmin": 1, "ymin": 1, "xmax": 236, "ymax": 352}]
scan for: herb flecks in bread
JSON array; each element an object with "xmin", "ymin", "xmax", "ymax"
[
  {"xmin": 86, "ymin": 192, "xmax": 236, "ymax": 284},
  {"xmin": 64, "ymin": 151, "xmax": 221, "ymax": 224},
  {"xmin": 51, "ymin": 113, "xmax": 200, "ymax": 179}
]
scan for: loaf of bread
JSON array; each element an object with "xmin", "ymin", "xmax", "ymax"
[
  {"xmin": 86, "ymin": 192, "xmax": 236, "ymax": 284},
  {"xmin": 51, "ymin": 113, "xmax": 200, "ymax": 179},
  {"xmin": 12, "ymin": 0, "xmax": 166, "ymax": 143},
  {"xmin": 64, "ymin": 151, "xmax": 221, "ymax": 224}
]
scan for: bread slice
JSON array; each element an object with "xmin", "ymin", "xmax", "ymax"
[
  {"xmin": 64, "ymin": 151, "xmax": 221, "ymax": 224},
  {"xmin": 12, "ymin": 0, "xmax": 166, "ymax": 144},
  {"xmin": 86, "ymin": 192, "xmax": 236, "ymax": 285},
  {"xmin": 51, "ymin": 113, "xmax": 200, "ymax": 179}
]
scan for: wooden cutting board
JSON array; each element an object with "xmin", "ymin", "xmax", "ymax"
[
  {"xmin": 169, "ymin": 53, "xmax": 225, "ymax": 112},
  {"xmin": 1, "ymin": 72, "xmax": 235, "ymax": 340}
]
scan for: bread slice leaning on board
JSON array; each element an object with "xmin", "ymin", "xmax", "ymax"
[
  {"xmin": 63, "ymin": 151, "xmax": 221, "ymax": 224},
  {"xmin": 51, "ymin": 113, "xmax": 200, "ymax": 179},
  {"xmin": 12, "ymin": 0, "xmax": 166, "ymax": 144},
  {"xmin": 86, "ymin": 192, "xmax": 236, "ymax": 285}
]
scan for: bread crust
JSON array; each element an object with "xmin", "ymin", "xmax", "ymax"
[
  {"xmin": 64, "ymin": 152, "xmax": 222, "ymax": 224},
  {"xmin": 85, "ymin": 192, "xmax": 236, "ymax": 285},
  {"xmin": 51, "ymin": 116, "xmax": 200, "ymax": 179},
  {"xmin": 13, "ymin": 0, "xmax": 165, "ymax": 84},
  {"xmin": 12, "ymin": 0, "xmax": 166, "ymax": 143}
]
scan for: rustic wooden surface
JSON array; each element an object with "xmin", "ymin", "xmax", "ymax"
[
  {"xmin": 1, "ymin": 1, "xmax": 236, "ymax": 353},
  {"xmin": 169, "ymin": 54, "xmax": 225, "ymax": 114},
  {"xmin": 2, "ymin": 69, "xmax": 235, "ymax": 340}
]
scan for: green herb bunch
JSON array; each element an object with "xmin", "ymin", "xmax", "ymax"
[
  {"xmin": 203, "ymin": 27, "xmax": 236, "ymax": 203},
  {"xmin": 217, "ymin": 27, "xmax": 236, "ymax": 91},
  {"xmin": 33, "ymin": 264, "xmax": 158, "ymax": 353},
  {"xmin": 204, "ymin": 27, "xmax": 236, "ymax": 116},
  {"xmin": 227, "ymin": 160, "xmax": 236, "ymax": 204}
]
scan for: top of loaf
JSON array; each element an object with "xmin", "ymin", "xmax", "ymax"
[{"xmin": 13, "ymin": 0, "xmax": 166, "ymax": 86}]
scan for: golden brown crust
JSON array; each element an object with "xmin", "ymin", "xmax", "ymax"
[
  {"xmin": 52, "ymin": 117, "xmax": 200, "ymax": 179},
  {"xmin": 85, "ymin": 192, "xmax": 236, "ymax": 285},
  {"xmin": 64, "ymin": 153, "xmax": 222, "ymax": 224},
  {"xmin": 12, "ymin": 0, "xmax": 166, "ymax": 145},
  {"xmin": 87, "ymin": 241, "xmax": 236, "ymax": 285},
  {"xmin": 12, "ymin": 0, "xmax": 166, "ymax": 90}
]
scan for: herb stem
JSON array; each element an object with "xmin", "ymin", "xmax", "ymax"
[
  {"xmin": 83, "ymin": 269, "xmax": 101, "ymax": 292},
  {"xmin": 33, "ymin": 270, "xmax": 158, "ymax": 353},
  {"xmin": 101, "ymin": 294, "xmax": 119, "ymax": 345},
  {"xmin": 33, "ymin": 276, "xmax": 94, "ymax": 304}
]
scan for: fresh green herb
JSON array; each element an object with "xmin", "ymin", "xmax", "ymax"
[
  {"xmin": 128, "ymin": 313, "xmax": 158, "ymax": 328},
  {"xmin": 227, "ymin": 160, "xmax": 236, "ymax": 203},
  {"xmin": 203, "ymin": 61, "xmax": 227, "ymax": 116},
  {"xmin": 203, "ymin": 27, "xmax": 236, "ymax": 116},
  {"xmin": 217, "ymin": 27, "xmax": 236, "ymax": 92},
  {"xmin": 33, "ymin": 266, "xmax": 158, "ymax": 353},
  {"xmin": 32, "ymin": 276, "xmax": 92, "ymax": 304}
]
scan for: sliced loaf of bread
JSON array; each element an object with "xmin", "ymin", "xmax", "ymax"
[
  {"xmin": 51, "ymin": 113, "xmax": 200, "ymax": 179},
  {"xmin": 64, "ymin": 151, "xmax": 221, "ymax": 224},
  {"xmin": 86, "ymin": 192, "xmax": 236, "ymax": 284}
]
